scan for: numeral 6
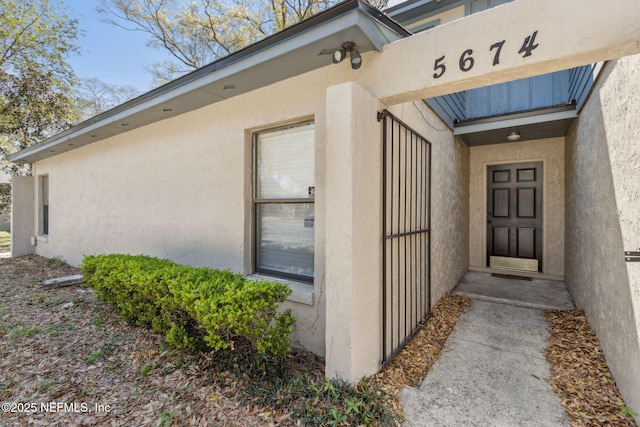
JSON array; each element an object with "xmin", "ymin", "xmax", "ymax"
[{"xmin": 459, "ymin": 49, "xmax": 474, "ymax": 72}]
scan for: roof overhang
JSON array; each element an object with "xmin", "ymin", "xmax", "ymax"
[
  {"xmin": 11, "ymin": 0, "xmax": 409, "ymax": 163},
  {"xmin": 386, "ymin": 0, "xmax": 463, "ymax": 26},
  {"xmin": 453, "ymin": 105, "xmax": 577, "ymax": 146}
]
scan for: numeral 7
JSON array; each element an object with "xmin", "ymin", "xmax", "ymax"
[{"xmin": 490, "ymin": 40, "xmax": 505, "ymax": 66}]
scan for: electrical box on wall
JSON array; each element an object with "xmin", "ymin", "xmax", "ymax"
[{"xmin": 30, "ymin": 236, "xmax": 37, "ymax": 246}]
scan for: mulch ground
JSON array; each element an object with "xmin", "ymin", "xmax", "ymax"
[
  {"xmin": 0, "ymin": 256, "xmax": 294, "ymax": 426},
  {"xmin": 1, "ymin": 255, "xmax": 634, "ymax": 426},
  {"xmin": 545, "ymin": 309, "xmax": 638, "ymax": 427}
]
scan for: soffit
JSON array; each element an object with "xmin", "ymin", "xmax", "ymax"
[{"xmin": 453, "ymin": 106, "xmax": 577, "ymax": 146}]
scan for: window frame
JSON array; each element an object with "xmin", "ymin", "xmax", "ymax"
[
  {"xmin": 39, "ymin": 175, "xmax": 49, "ymax": 236},
  {"xmin": 252, "ymin": 120, "xmax": 315, "ymax": 283}
]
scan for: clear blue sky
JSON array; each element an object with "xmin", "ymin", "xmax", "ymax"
[{"xmin": 63, "ymin": 0, "xmax": 174, "ymax": 92}]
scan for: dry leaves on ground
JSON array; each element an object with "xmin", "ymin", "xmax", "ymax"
[
  {"xmin": 545, "ymin": 309, "xmax": 638, "ymax": 427},
  {"xmin": 0, "ymin": 255, "xmax": 315, "ymax": 426},
  {"xmin": 0, "ymin": 255, "xmax": 475, "ymax": 426}
]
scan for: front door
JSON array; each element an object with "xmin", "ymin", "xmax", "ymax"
[{"xmin": 487, "ymin": 162, "xmax": 542, "ymax": 272}]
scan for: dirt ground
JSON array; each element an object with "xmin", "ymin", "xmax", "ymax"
[
  {"xmin": 0, "ymin": 255, "xmax": 636, "ymax": 426},
  {"xmin": 0, "ymin": 256, "xmax": 470, "ymax": 426}
]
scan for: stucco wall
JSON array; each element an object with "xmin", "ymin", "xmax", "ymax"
[
  {"xmin": 31, "ymin": 67, "xmax": 468, "ymax": 379},
  {"xmin": 565, "ymin": 55, "xmax": 640, "ymax": 416},
  {"xmin": 469, "ymin": 138, "xmax": 565, "ymax": 278},
  {"xmin": 30, "ymin": 65, "xmax": 358, "ymax": 357}
]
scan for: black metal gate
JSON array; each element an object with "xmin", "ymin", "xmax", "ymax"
[{"xmin": 379, "ymin": 109, "xmax": 431, "ymax": 366}]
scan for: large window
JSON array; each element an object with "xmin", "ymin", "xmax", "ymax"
[
  {"xmin": 254, "ymin": 121, "xmax": 315, "ymax": 282},
  {"xmin": 39, "ymin": 175, "xmax": 49, "ymax": 235}
]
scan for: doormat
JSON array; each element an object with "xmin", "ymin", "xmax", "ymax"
[{"xmin": 491, "ymin": 273, "xmax": 533, "ymax": 281}]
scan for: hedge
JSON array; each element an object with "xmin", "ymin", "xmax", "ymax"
[{"xmin": 81, "ymin": 254, "xmax": 295, "ymax": 357}]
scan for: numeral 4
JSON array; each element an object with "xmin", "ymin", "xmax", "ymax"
[{"xmin": 519, "ymin": 31, "xmax": 539, "ymax": 58}]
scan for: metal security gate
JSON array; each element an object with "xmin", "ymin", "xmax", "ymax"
[{"xmin": 379, "ymin": 109, "xmax": 432, "ymax": 366}]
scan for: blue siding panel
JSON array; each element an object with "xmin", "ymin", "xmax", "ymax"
[
  {"xmin": 489, "ymin": 82, "xmax": 509, "ymax": 115},
  {"xmin": 464, "ymin": 70, "xmax": 571, "ymax": 120},
  {"xmin": 531, "ymin": 74, "xmax": 554, "ymax": 109},
  {"xmin": 509, "ymin": 78, "xmax": 530, "ymax": 112},
  {"xmin": 569, "ymin": 64, "xmax": 600, "ymax": 110},
  {"xmin": 425, "ymin": 92, "xmax": 466, "ymax": 128}
]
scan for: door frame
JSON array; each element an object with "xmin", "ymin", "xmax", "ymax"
[{"xmin": 481, "ymin": 158, "xmax": 549, "ymax": 276}]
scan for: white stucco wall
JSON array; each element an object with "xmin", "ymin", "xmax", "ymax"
[
  {"xmin": 469, "ymin": 138, "xmax": 565, "ymax": 278},
  {"xmin": 565, "ymin": 55, "xmax": 640, "ymax": 417},
  {"xmin": 31, "ymin": 60, "xmax": 469, "ymax": 380},
  {"xmin": 31, "ymin": 65, "xmax": 359, "ymax": 357}
]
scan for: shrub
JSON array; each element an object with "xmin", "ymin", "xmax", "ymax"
[{"xmin": 81, "ymin": 254, "xmax": 295, "ymax": 357}]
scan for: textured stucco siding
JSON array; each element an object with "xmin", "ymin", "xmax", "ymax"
[
  {"xmin": 565, "ymin": 54, "xmax": 640, "ymax": 416},
  {"xmin": 469, "ymin": 138, "xmax": 565, "ymax": 277},
  {"xmin": 30, "ymin": 66, "xmax": 351, "ymax": 357}
]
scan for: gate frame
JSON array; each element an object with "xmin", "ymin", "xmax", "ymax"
[{"xmin": 379, "ymin": 109, "xmax": 432, "ymax": 367}]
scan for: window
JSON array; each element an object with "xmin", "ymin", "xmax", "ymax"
[
  {"xmin": 39, "ymin": 175, "xmax": 49, "ymax": 235},
  {"xmin": 254, "ymin": 121, "xmax": 315, "ymax": 282}
]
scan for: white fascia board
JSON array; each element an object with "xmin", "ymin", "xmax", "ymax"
[{"xmin": 453, "ymin": 109, "xmax": 577, "ymax": 135}]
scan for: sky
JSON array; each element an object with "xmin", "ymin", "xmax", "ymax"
[
  {"xmin": 62, "ymin": 0, "xmax": 404, "ymax": 94},
  {"xmin": 63, "ymin": 0, "xmax": 174, "ymax": 93}
]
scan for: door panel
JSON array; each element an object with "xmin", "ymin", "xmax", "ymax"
[
  {"xmin": 517, "ymin": 188, "xmax": 536, "ymax": 218},
  {"xmin": 517, "ymin": 227, "xmax": 536, "ymax": 258},
  {"xmin": 493, "ymin": 189, "xmax": 510, "ymax": 217},
  {"xmin": 487, "ymin": 162, "xmax": 542, "ymax": 271},
  {"xmin": 492, "ymin": 227, "xmax": 510, "ymax": 256}
]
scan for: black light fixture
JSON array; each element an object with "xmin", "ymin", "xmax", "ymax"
[
  {"xmin": 350, "ymin": 48, "xmax": 362, "ymax": 69},
  {"xmin": 332, "ymin": 41, "xmax": 361, "ymax": 70},
  {"xmin": 332, "ymin": 46, "xmax": 347, "ymax": 64}
]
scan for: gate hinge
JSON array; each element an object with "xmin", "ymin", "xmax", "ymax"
[
  {"xmin": 625, "ymin": 249, "xmax": 640, "ymax": 262},
  {"xmin": 377, "ymin": 111, "xmax": 387, "ymax": 122}
]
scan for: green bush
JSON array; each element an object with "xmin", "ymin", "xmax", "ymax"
[{"xmin": 81, "ymin": 254, "xmax": 295, "ymax": 357}]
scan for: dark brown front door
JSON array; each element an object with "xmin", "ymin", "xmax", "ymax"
[{"xmin": 487, "ymin": 162, "xmax": 542, "ymax": 272}]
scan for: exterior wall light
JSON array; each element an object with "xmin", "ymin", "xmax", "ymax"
[
  {"xmin": 332, "ymin": 47, "xmax": 347, "ymax": 64},
  {"xmin": 507, "ymin": 131, "xmax": 521, "ymax": 141},
  {"xmin": 332, "ymin": 42, "xmax": 361, "ymax": 70},
  {"xmin": 350, "ymin": 48, "xmax": 362, "ymax": 69}
]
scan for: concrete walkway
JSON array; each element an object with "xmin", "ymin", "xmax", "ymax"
[{"xmin": 400, "ymin": 271, "xmax": 574, "ymax": 426}]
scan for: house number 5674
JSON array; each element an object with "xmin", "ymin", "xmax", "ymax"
[{"xmin": 432, "ymin": 31, "xmax": 539, "ymax": 79}]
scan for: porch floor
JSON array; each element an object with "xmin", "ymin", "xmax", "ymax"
[
  {"xmin": 453, "ymin": 270, "xmax": 575, "ymax": 310},
  {"xmin": 400, "ymin": 271, "xmax": 574, "ymax": 426}
]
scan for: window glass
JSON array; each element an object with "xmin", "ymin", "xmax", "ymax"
[
  {"xmin": 256, "ymin": 123, "xmax": 314, "ymax": 199},
  {"xmin": 40, "ymin": 175, "xmax": 49, "ymax": 235},
  {"xmin": 256, "ymin": 203, "xmax": 314, "ymax": 278}
]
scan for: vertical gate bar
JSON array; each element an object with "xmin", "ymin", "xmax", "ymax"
[
  {"xmin": 415, "ymin": 134, "xmax": 420, "ymax": 326},
  {"xmin": 427, "ymin": 141, "xmax": 432, "ymax": 312},
  {"xmin": 381, "ymin": 112, "xmax": 387, "ymax": 362},
  {"xmin": 417, "ymin": 136, "xmax": 422, "ymax": 322},
  {"xmin": 410, "ymin": 132, "xmax": 414, "ymax": 330},
  {"xmin": 391, "ymin": 117, "xmax": 396, "ymax": 360},
  {"xmin": 396, "ymin": 118, "xmax": 400, "ymax": 350},
  {"xmin": 420, "ymin": 136, "xmax": 425, "ymax": 319},
  {"xmin": 403, "ymin": 124, "xmax": 408, "ymax": 339}
]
